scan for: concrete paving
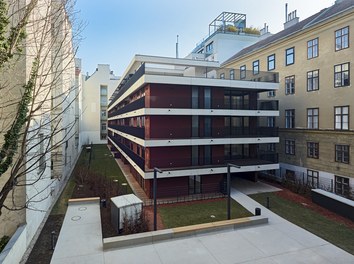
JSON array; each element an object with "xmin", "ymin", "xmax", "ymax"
[
  {"xmin": 51, "ymin": 182, "xmax": 354, "ymax": 264},
  {"xmin": 231, "ymin": 177, "xmax": 281, "ymax": 195}
]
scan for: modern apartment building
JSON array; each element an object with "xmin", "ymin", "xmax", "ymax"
[
  {"xmin": 223, "ymin": 0, "xmax": 354, "ymax": 197},
  {"xmin": 107, "ymin": 55, "xmax": 279, "ymax": 198},
  {"xmin": 81, "ymin": 64, "xmax": 120, "ymax": 145},
  {"xmin": 186, "ymin": 12, "xmax": 264, "ymax": 64}
]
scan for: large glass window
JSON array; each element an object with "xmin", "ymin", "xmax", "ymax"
[
  {"xmin": 285, "ymin": 109, "xmax": 295, "ymax": 128},
  {"xmin": 307, "ymin": 70, "xmax": 319, "ymax": 91},
  {"xmin": 307, "ymin": 38, "xmax": 318, "ymax": 59},
  {"xmin": 335, "ymin": 26, "xmax": 349, "ymax": 51},
  {"xmin": 285, "ymin": 47, "xmax": 295, "ymax": 66},
  {"xmin": 206, "ymin": 42, "xmax": 214, "ymax": 53},
  {"xmin": 307, "ymin": 142, "xmax": 319, "ymax": 158},
  {"xmin": 334, "ymin": 62, "xmax": 350, "ymax": 87},
  {"xmin": 192, "ymin": 87, "xmax": 199, "ymax": 109},
  {"xmin": 335, "ymin": 145, "xmax": 349, "ymax": 164},
  {"xmin": 253, "ymin": 60, "xmax": 259, "ymax": 75},
  {"xmin": 267, "ymin": 54, "xmax": 275, "ymax": 71},
  {"xmin": 335, "ymin": 106, "xmax": 349, "ymax": 130},
  {"xmin": 189, "ymin": 175, "xmax": 201, "ymax": 194},
  {"xmin": 204, "ymin": 87, "xmax": 211, "ymax": 109},
  {"xmin": 307, "ymin": 108, "xmax": 319, "ymax": 129},
  {"xmin": 285, "ymin": 75, "xmax": 295, "ymax": 95}
]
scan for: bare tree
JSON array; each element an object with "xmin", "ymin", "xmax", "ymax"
[{"xmin": 0, "ymin": 0, "xmax": 82, "ymax": 216}]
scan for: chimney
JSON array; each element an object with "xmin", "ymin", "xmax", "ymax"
[
  {"xmin": 259, "ymin": 23, "xmax": 272, "ymax": 41},
  {"xmin": 284, "ymin": 4, "xmax": 299, "ymax": 29}
]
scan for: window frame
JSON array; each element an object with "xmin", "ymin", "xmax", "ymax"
[
  {"xmin": 307, "ymin": 108, "xmax": 319, "ymax": 129},
  {"xmin": 307, "ymin": 38, "xmax": 319, "ymax": 59},
  {"xmin": 229, "ymin": 69, "xmax": 235, "ymax": 80},
  {"xmin": 267, "ymin": 54, "xmax": 275, "ymax": 71},
  {"xmin": 285, "ymin": 109, "xmax": 295, "ymax": 128},
  {"xmin": 285, "ymin": 75, "xmax": 295, "ymax": 95},
  {"xmin": 334, "ymin": 62, "xmax": 350, "ymax": 88},
  {"xmin": 307, "ymin": 69, "xmax": 319, "ymax": 91},
  {"xmin": 334, "ymin": 106, "xmax": 349, "ymax": 130},
  {"xmin": 307, "ymin": 142, "xmax": 319, "ymax": 159},
  {"xmin": 285, "ymin": 139, "xmax": 295, "ymax": 155},
  {"xmin": 335, "ymin": 175, "xmax": 350, "ymax": 196},
  {"xmin": 335, "ymin": 144, "xmax": 350, "ymax": 164},
  {"xmin": 220, "ymin": 73, "xmax": 225, "ymax": 79},
  {"xmin": 307, "ymin": 170, "xmax": 319, "ymax": 188},
  {"xmin": 240, "ymin": 65, "xmax": 246, "ymax": 79},
  {"xmin": 285, "ymin": 47, "xmax": 295, "ymax": 66},
  {"xmin": 252, "ymin": 60, "xmax": 259, "ymax": 75},
  {"xmin": 335, "ymin": 26, "xmax": 349, "ymax": 51}
]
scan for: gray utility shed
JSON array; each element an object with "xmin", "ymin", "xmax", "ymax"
[{"xmin": 111, "ymin": 194, "xmax": 143, "ymax": 232}]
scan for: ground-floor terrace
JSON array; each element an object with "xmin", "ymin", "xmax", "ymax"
[{"xmin": 108, "ymin": 138, "xmax": 279, "ymax": 199}]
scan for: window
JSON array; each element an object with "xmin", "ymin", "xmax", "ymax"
[
  {"xmin": 267, "ymin": 117, "xmax": 275, "ymax": 127},
  {"xmin": 101, "ymin": 110, "xmax": 106, "ymax": 118},
  {"xmin": 334, "ymin": 62, "xmax": 350, "ymax": 87},
  {"xmin": 220, "ymin": 73, "xmax": 225, "ymax": 79},
  {"xmin": 307, "ymin": 170, "xmax": 319, "ymax": 188},
  {"xmin": 100, "ymin": 85, "xmax": 107, "ymax": 95},
  {"xmin": 204, "ymin": 87, "xmax": 211, "ymax": 109},
  {"xmin": 285, "ymin": 140, "xmax": 295, "ymax": 155},
  {"xmin": 307, "ymin": 108, "xmax": 319, "ymax": 129},
  {"xmin": 335, "ymin": 106, "xmax": 349, "ymax": 130},
  {"xmin": 335, "ymin": 26, "xmax": 349, "ymax": 51},
  {"xmin": 335, "ymin": 175, "xmax": 350, "ymax": 196},
  {"xmin": 307, "ymin": 142, "xmax": 319, "ymax": 158},
  {"xmin": 267, "ymin": 143, "xmax": 276, "ymax": 152},
  {"xmin": 335, "ymin": 145, "xmax": 349, "ymax": 164},
  {"xmin": 267, "ymin": 90, "xmax": 276, "ymax": 97},
  {"xmin": 101, "ymin": 122, "xmax": 107, "ymax": 131},
  {"xmin": 240, "ymin": 65, "xmax": 246, "ymax": 79},
  {"xmin": 267, "ymin": 54, "xmax": 275, "ymax": 71},
  {"xmin": 253, "ymin": 60, "xmax": 259, "ymax": 75},
  {"xmin": 285, "ymin": 47, "xmax": 295, "ymax": 65},
  {"xmin": 285, "ymin": 109, "xmax": 295, "ymax": 128},
  {"xmin": 230, "ymin": 69, "xmax": 235, "ymax": 80},
  {"xmin": 307, "ymin": 38, "xmax": 318, "ymax": 59},
  {"xmin": 285, "ymin": 75, "xmax": 295, "ymax": 95},
  {"xmin": 206, "ymin": 42, "xmax": 213, "ymax": 53},
  {"xmin": 307, "ymin": 70, "xmax": 319, "ymax": 91}
]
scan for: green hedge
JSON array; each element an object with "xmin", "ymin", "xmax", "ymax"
[{"xmin": 0, "ymin": 235, "xmax": 10, "ymax": 252}]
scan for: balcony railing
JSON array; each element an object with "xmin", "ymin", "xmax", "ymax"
[
  {"xmin": 108, "ymin": 135, "xmax": 144, "ymax": 170},
  {"xmin": 109, "ymin": 125, "xmax": 145, "ymax": 139},
  {"xmin": 108, "ymin": 97, "xmax": 145, "ymax": 118},
  {"xmin": 108, "ymin": 63, "xmax": 146, "ymax": 108},
  {"xmin": 149, "ymin": 153, "xmax": 278, "ymax": 170}
]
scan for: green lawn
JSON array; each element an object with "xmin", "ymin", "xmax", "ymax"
[
  {"xmin": 159, "ymin": 199, "xmax": 253, "ymax": 228},
  {"xmin": 249, "ymin": 192, "xmax": 354, "ymax": 255},
  {"xmin": 51, "ymin": 144, "xmax": 131, "ymax": 215}
]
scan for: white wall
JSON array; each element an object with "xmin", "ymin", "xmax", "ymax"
[{"xmin": 80, "ymin": 64, "xmax": 119, "ymax": 145}]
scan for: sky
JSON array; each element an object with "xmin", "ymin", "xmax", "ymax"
[{"xmin": 75, "ymin": 0, "xmax": 335, "ymax": 77}]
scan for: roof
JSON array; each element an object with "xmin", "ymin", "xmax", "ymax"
[
  {"xmin": 111, "ymin": 194, "xmax": 143, "ymax": 208},
  {"xmin": 222, "ymin": 0, "xmax": 354, "ymax": 66}
]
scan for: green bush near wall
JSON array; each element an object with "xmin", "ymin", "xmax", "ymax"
[{"xmin": 0, "ymin": 236, "xmax": 10, "ymax": 252}]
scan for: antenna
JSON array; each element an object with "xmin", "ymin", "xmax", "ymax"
[
  {"xmin": 285, "ymin": 3, "xmax": 288, "ymax": 22},
  {"xmin": 176, "ymin": 35, "xmax": 179, "ymax": 58}
]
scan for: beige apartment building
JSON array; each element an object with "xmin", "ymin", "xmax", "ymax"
[{"xmin": 222, "ymin": 0, "xmax": 354, "ymax": 198}]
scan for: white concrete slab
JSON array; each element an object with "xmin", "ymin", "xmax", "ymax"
[
  {"xmin": 231, "ymin": 177, "xmax": 281, "ymax": 195},
  {"xmin": 50, "ymin": 199, "xmax": 104, "ymax": 264}
]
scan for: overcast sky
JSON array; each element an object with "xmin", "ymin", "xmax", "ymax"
[{"xmin": 75, "ymin": 0, "xmax": 335, "ymax": 76}]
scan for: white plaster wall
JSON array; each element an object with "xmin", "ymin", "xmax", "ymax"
[{"xmin": 81, "ymin": 64, "xmax": 119, "ymax": 145}]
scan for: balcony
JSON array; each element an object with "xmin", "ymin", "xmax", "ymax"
[
  {"xmin": 109, "ymin": 125, "xmax": 145, "ymax": 139},
  {"xmin": 108, "ymin": 97, "xmax": 145, "ymax": 118},
  {"xmin": 108, "ymin": 135, "xmax": 144, "ymax": 170},
  {"xmin": 149, "ymin": 153, "xmax": 278, "ymax": 170}
]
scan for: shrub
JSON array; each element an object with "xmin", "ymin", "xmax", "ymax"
[{"xmin": 0, "ymin": 236, "xmax": 10, "ymax": 252}]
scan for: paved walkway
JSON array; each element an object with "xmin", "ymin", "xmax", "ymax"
[{"xmin": 231, "ymin": 177, "xmax": 281, "ymax": 195}]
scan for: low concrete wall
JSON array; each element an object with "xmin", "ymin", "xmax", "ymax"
[
  {"xmin": 0, "ymin": 225, "xmax": 27, "ymax": 264},
  {"xmin": 311, "ymin": 189, "xmax": 354, "ymax": 221},
  {"xmin": 103, "ymin": 216, "xmax": 268, "ymax": 250}
]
